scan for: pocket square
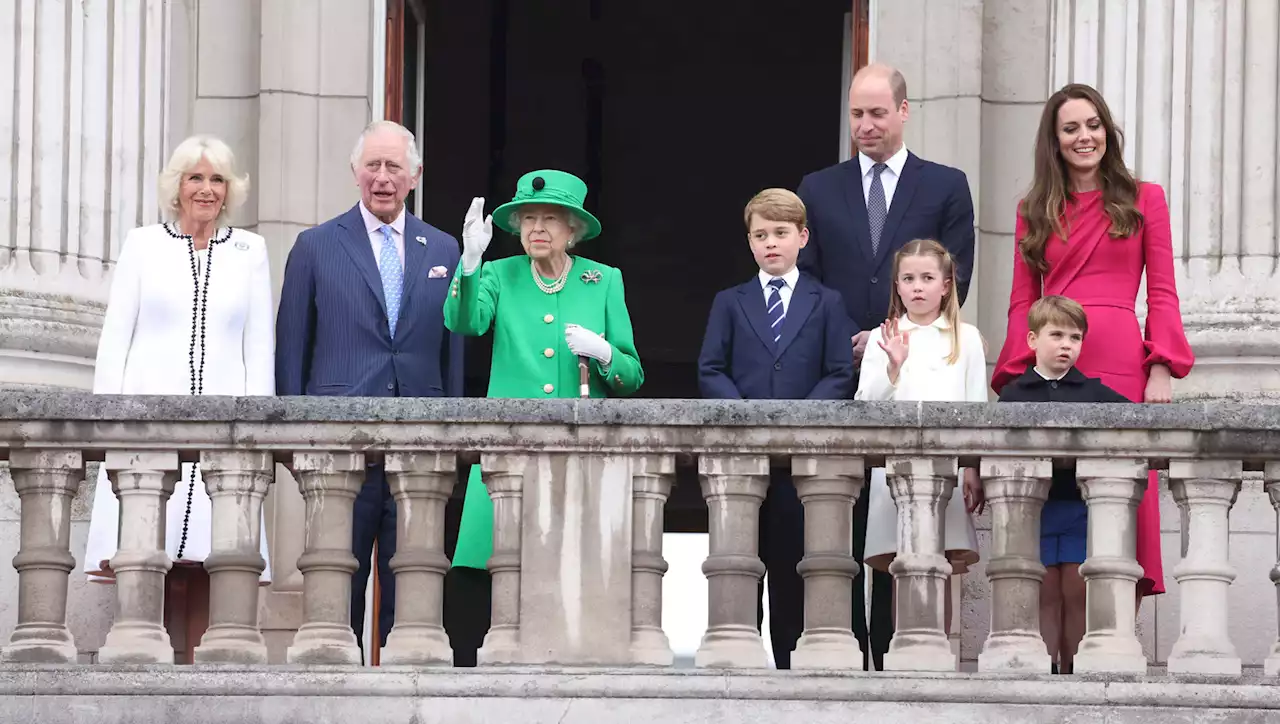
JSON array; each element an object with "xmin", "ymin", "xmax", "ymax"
[{"xmin": 428, "ymin": 265, "xmax": 449, "ymax": 278}]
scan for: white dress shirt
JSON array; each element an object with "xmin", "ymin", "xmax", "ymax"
[
  {"xmin": 858, "ymin": 144, "xmax": 909, "ymax": 209},
  {"xmin": 359, "ymin": 202, "xmax": 406, "ymax": 269},
  {"xmin": 757, "ymin": 266, "xmax": 800, "ymax": 314}
]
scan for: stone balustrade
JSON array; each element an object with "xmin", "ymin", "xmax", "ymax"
[{"xmin": 0, "ymin": 392, "xmax": 1271, "ymax": 681}]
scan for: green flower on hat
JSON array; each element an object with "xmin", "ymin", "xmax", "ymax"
[{"xmin": 492, "ymin": 170, "xmax": 602, "ymax": 241}]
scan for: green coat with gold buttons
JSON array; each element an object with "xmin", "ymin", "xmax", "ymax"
[{"xmin": 444, "ymin": 254, "xmax": 644, "ymax": 569}]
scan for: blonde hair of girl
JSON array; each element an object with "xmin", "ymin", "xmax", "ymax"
[{"xmin": 886, "ymin": 238, "xmax": 963, "ymax": 364}]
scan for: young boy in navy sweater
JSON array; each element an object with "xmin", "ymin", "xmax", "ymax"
[
  {"xmin": 998, "ymin": 295, "xmax": 1128, "ymax": 674},
  {"xmin": 698, "ymin": 188, "xmax": 856, "ymax": 668}
]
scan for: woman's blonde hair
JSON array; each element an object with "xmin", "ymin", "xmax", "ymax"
[
  {"xmin": 157, "ymin": 135, "xmax": 250, "ymax": 226},
  {"xmin": 887, "ymin": 239, "xmax": 963, "ymax": 364}
]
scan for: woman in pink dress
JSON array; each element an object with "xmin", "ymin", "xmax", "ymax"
[{"xmin": 992, "ymin": 83, "xmax": 1194, "ymax": 601}]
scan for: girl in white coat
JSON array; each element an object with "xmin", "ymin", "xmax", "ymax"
[
  {"xmin": 85, "ymin": 135, "xmax": 274, "ymax": 658},
  {"xmin": 856, "ymin": 239, "xmax": 986, "ymax": 635}
]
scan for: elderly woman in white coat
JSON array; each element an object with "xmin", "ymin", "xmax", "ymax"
[{"xmin": 84, "ymin": 135, "xmax": 274, "ymax": 660}]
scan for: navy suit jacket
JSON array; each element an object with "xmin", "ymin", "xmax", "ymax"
[
  {"xmin": 797, "ymin": 152, "xmax": 975, "ymax": 333},
  {"xmin": 698, "ymin": 273, "xmax": 856, "ymax": 400},
  {"xmin": 275, "ymin": 204, "xmax": 464, "ymax": 398}
]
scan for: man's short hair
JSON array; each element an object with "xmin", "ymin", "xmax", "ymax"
[
  {"xmin": 1028, "ymin": 295, "xmax": 1089, "ymax": 335},
  {"xmin": 744, "ymin": 188, "xmax": 807, "ymax": 231}
]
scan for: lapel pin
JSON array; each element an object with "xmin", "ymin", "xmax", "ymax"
[
  {"xmin": 234, "ymin": 240, "xmax": 249, "ymax": 251},
  {"xmin": 415, "ymin": 235, "xmax": 427, "ymax": 245},
  {"xmin": 580, "ymin": 269, "xmax": 602, "ymax": 284}
]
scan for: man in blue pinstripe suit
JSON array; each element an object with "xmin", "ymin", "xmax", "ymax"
[{"xmin": 275, "ymin": 120, "xmax": 464, "ymax": 655}]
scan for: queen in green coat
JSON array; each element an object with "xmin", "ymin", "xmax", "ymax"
[{"xmin": 444, "ymin": 170, "xmax": 644, "ymax": 572}]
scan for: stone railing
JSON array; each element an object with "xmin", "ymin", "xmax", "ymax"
[{"xmin": 0, "ymin": 393, "xmax": 1275, "ymax": 677}]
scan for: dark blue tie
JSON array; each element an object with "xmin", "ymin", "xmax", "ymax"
[
  {"xmin": 868, "ymin": 162, "xmax": 888, "ymax": 256},
  {"xmin": 767, "ymin": 277, "xmax": 786, "ymax": 344}
]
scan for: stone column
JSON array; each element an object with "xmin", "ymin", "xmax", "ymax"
[
  {"xmin": 477, "ymin": 453, "xmax": 532, "ymax": 665},
  {"xmin": 0, "ymin": 0, "xmax": 168, "ymax": 390},
  {"xmin": 193, "ymin": 451, "xmax": 274, "ymax": 664},
  {"xmin": 630, "ymin": 454, "xmax": 676, "ymax": 666},
  {"xmin": 381, "ymin": 451, "xmax": 456, "ymax": 666},
  {"xmin": 1167, "ymin": 460, "xmax": 1242, "ymax": 675},
  {"xmin": 1073, "ymin": 458, "xmax": 1147, "ymax": 674},
  {"xmin": 1265, "ymin": 462, "xmax": 1280, "ymax": 676},
  {"xmin": 286, "ymin": 452, "xmax": 364, "ymax": 665},
  {"xmin": 790, "ymin": 455, "xmax": 864, "ymax": 669},
  {"xmin": 977, "ymin": 457, "xmax": 1052, "ymax": 673},
  {"xmin": 695, "ymin": 454, "xmax": 769, "ymax": 669},
  {"xmin": 2, "ymin": 450, "xmax": 82, "ymax": 663},
  {"xmin": 97, "ymin": 451, "xmax": 180, "ymax": 664},
  {"xmin": 883, "ymin": 456, "xmax": 957, "ymax": 672}
]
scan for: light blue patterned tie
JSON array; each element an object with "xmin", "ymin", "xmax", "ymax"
[
  {"xmin": 767, "ymin": 277, "xmax": 786, "ymax": 345},
  {"xmin": 868, "ymin": 162, "xmax": 888, "ymax": 256},
  {"xmin": 378, "ymin": 224, "xmax": 403, "ymax": 338}
]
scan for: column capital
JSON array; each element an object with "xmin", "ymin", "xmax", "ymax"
[
  {"xmin": 698, "ymin": 454, "xmax": 769, "ymax": 478},
  {"xmin": 8, "ymin": 449, "xmax": 82, "ymax": 472},
  {"xmin": 630, "ymin": 453, "xmax": 676, "ymax": 478},
  {"xmin": 292, "ymin": 451, "xmax": 365, "ymax": 473},
  {"xmin": 980, "ymin": 456, "xmax": 1053, "ymax": 480},
  {"xmin": 386, "ymin": 451, "xmax": 457, "ymax": 475},
  {"xmin": 792, "ymin": 455, "xmax": 865, "ymax": 481},
  {"xmin": 1169, "ymin": 459, "xmax": 1243, "ymax": 483},
  {"xmin": 1077, "ymin": 457, "xmax": 1147, "ymax": 480},
  {"xmin": 886, "ymin": 456, "xmax": 957, "ymax": 479},
  {"xmin": 104, "ymin": 450, "xmax": 180, "ymax": 472},
  {"xmin": 200, "ymin": 450, "xmax": 275, "ymax": 473}
]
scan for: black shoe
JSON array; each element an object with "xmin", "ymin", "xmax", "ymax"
[{"xmin": 1051, "ymin": 662, "xmax": 1059, "ymax": 675}]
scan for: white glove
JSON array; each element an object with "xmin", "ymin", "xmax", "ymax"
[
  {"xmin": 461, "ymin": 197, "xmax": 492, "ymax": 273},
  {"xmin": 565, "ymin": 324, "xmax": 612, "ymax": 366}
]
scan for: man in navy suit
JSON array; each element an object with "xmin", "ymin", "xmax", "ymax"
[
  {"xmin": 698, "ymin": 188, "xmax": 855, "ymax": 668},
  {"xmin": 797, "ymin": 63, "xmax": 975, "ymax": 670},
  {"xmin": 275, "ymin": 120, "xmax": 464, "ymax": 654}
]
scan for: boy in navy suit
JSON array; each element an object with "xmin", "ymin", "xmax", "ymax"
[{"xmin": 698, "ymin": 188, "xmax": 856, "ymax": 668}]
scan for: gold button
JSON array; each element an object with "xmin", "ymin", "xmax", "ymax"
[
  {"xmin": 451, "ymin": 291, "xmax": 457, "ymax": 297},
  {"xmin": 543, "ymin": 314, "xmax": 554, "ymax": 323},
  {"xmin": 543, "ymin": 383, "xmax": 554, "ymax": 394},
  {"xmin": 544, "ymin": 348, "xmax": 554, "ymax": 358}
]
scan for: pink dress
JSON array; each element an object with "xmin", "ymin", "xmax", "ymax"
[{"xmin": 992, "ymin": 183, "xmax": 1195, "ymax": 596}]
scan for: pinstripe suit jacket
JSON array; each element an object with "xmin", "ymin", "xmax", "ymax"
[{"xmin": 275, "ymin": 204, "xmax": 464, "ymax": 398}]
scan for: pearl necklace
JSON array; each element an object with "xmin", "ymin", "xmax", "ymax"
[{"xmin": 531, "ymin": 256, "xmax": 573, "ymax": 294}]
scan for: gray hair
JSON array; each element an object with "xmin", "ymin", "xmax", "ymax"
[
  {"xmin": 508, "ymin": 208, "xmax": 588, "ymax": 248},
  {"xmin": 157, "ymin": 135, "xmax": 249, "ymax": 225},
  {"xmin": 350, "ymin": 120, "xmax": 422, "ymax": 172}
]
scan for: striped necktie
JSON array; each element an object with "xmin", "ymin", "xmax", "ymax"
[{"xmin": 766, "ymin": 277, "xmax": 786, "ymax": 344}]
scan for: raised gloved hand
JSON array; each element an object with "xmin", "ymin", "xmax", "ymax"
[
  {"xmin": 460, "ymin": 197, "xmax": 492, "ymax": 274},
  {"xmin": 565, "ymin": 323, "xmax": 612, "ymax": 366}
]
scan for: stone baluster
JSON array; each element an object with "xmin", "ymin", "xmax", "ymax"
[
  {"xmin": 790, "ymin": 455, "xmax": 864, "ymax": 669},
  {"xmin": 193, "ymin": 451, "xmax": 275, "ymax": 664},
  {"xmin": 2, "ymin": 450, "xmax": 83, "ymax": 663},
  {"xmin": 883, "ymin": 456, "xmax": 957, "ymax": 672},
  {"xmin": 286, "ymin": 452, "xmax": 364, "ymax": 665},
  {"xmin": 977, "ymin": 457, "xmax": 1052, "ymax": 673},
  {"xmin": 630, "ymin": 454, "xmax": 676, "ymax": 666},
  {"xmin": 477, "ymin": 453, "xmax": 532, "ymax": 665},
  {"xmin": 381, "ymin": 451, "xmax": 456, "ymax": 666},
  {"xmin": 1265, "ymin": 462, "xmax": 1280, "ymax": 676},
  {"xmin": 98, "ymin": 451, "xmax": 180, "ymax": 664},
  {"xmin": 695, "ymin": 454, "xmax": 769, "ymax": 668},
  {"xmin": 1167, "ymin": 460, "xmax": 1242, "ymax": 675},
  {"xmin": 1073, "ymin": 458, "xmax": 1148, "ymax": 674}
]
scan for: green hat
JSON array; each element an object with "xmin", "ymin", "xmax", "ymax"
[{"xmin": 492, "ymin": 170, "xmax": 602, "ymax": 241}]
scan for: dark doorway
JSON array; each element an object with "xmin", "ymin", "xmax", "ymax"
[{"xmin": 416, "ymin": 0, "xmax": 852, "ymax": 399}]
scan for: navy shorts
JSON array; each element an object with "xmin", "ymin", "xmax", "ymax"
[{"xmin": 1041, "ymin": 499, "xmax": 1087, "ymax": 567}]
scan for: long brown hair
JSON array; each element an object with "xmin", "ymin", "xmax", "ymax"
[
  {"xmin": 887, "ymin": 239, "xmax": 963, "ymax": 364},
  {"xmin": 1019, "ymin": 83, "xmax": 1142, "ymax": 272}
]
